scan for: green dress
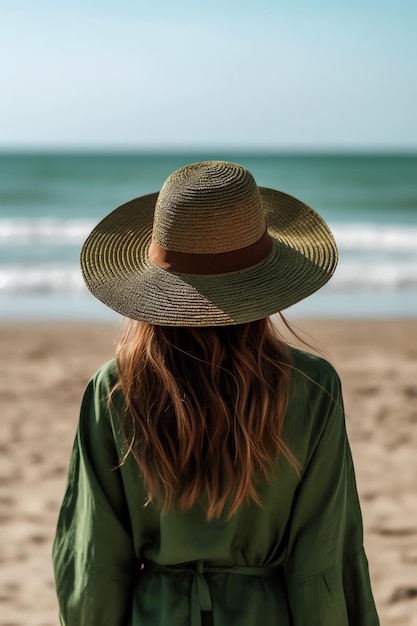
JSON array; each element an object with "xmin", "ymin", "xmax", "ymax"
[{"xmin": 53, "ymin": 347, "xmax": 379, "ymax": 626}]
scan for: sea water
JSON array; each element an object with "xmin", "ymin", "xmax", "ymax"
[{"xmin": 1, "ymin": 152, "xmax": 416, "ymax": 320}]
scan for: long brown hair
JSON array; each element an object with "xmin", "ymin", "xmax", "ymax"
[{"xmin": 114, "ymin": 317, "xmax": 297, "ymax": 519}]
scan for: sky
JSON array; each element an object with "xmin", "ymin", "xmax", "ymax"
[{"xmin": 1, "ymin": 0, "xmax": 416, "ymax": 151}]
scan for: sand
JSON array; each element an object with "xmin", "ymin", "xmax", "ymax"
[{"xmin": 1, "ymin": 318, "xmax": 416, "ymax": 626}]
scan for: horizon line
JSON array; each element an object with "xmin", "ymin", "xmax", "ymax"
[{"xmin": 1, "ymin": 145, "xmax": 416, "ymax": 156}]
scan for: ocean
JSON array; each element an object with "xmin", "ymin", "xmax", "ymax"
[{"xmin": 1, "ymin": 152, "xmax": 416, "ymax": 321}]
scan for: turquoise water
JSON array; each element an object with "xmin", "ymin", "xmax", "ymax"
[{"xmin": 1, "ymin": 152, "xmax": 416, "ymax": 320}]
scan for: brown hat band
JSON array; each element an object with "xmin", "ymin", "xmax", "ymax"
[{"xmin": 148, "ymin": 230, "xmax": 272, "ymax": 275}]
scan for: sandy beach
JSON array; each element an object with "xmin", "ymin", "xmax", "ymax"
[{"xmin": 1, "ymin": 318, "xmax": 416, "ymax": 626}]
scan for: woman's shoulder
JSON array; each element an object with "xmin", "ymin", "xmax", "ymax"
[
  {"xmin": 284, "ymin": 348, "xmax": 345, "ymax": 450},
  {"xmin": 79, "ymin": 359, "xmax": 125, "ymax": 426},
  {"xmin": 287, "ymin": 346, "xmax": 342, "ymax": 393},
  {"xmin": 86, "ymin": 358, "xmax": 119, "ymax": 396}
]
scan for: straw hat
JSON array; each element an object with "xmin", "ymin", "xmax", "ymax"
[{"xmin": 80, "ymin": 161, "xmax": 338, "ymax": 325}]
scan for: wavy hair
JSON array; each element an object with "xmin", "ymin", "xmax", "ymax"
[{"xmin": 114, "ymin": 317, "xmax": 297, "ymax": 519}]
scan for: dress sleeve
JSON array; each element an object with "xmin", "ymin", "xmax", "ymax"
[
  {"xmin": 52, "ymin": 364, "xmax": 135, "ymax": 626},
  {"xmin": 284, "ymin": 368, "xmax": 379, "ymax": 626}
]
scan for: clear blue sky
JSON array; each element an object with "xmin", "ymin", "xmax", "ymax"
[{"xmin": 1, "ymin": 0, "xmax": 416, "ymax": 150}]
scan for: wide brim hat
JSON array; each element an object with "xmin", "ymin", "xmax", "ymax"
[{"xmin": 81, "ymin": 161, "xmax": 338, "ymax": 326}]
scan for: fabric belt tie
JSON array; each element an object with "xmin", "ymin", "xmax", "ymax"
[{"xmin": 144, "ymin": 560, "xmax": 280, "ymax": 626}]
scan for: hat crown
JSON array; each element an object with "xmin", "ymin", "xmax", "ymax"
[{"xmin": 152, "ymin": 161, "xmax": 266, "ymax": 253}]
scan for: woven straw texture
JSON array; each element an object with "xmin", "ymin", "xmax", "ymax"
[{"xmin": 80, "ymin": 161, "xmax": 338, "ymax": 325}]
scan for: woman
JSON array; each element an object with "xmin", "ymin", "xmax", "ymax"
[{"xmin": 53, "ymin": 161, "xmax": 379, "ymax": 625}]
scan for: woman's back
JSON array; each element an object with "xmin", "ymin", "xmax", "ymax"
[{"xmin": 53, "ymin": 345, "xmax": 378, "ymax": 626}]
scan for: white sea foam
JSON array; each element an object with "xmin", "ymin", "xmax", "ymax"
[
  {"xmin": 332, "ymin": 223, "xmax": 417, "ymax": 252},
  {"xmin": 0, "ymin": 218, "xmax": 95, "ymax": 244},
  {"xmin": 0, "ymin": 266, "xmax": 85, "ymax": 293},
  {"xmin": 329, "ymin": 261, "xmax": 417, "ymax": 290},
  {"xmin": 1, "ymin": 218, "xmax": 417, "ymax": 297},
  {"xmin": 1, "ymin": 219, "xmax": 417, "ymax": 253},
  {"xmin": 1, "ymin": 260, "xmax": 416, "ymax": 295}
]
